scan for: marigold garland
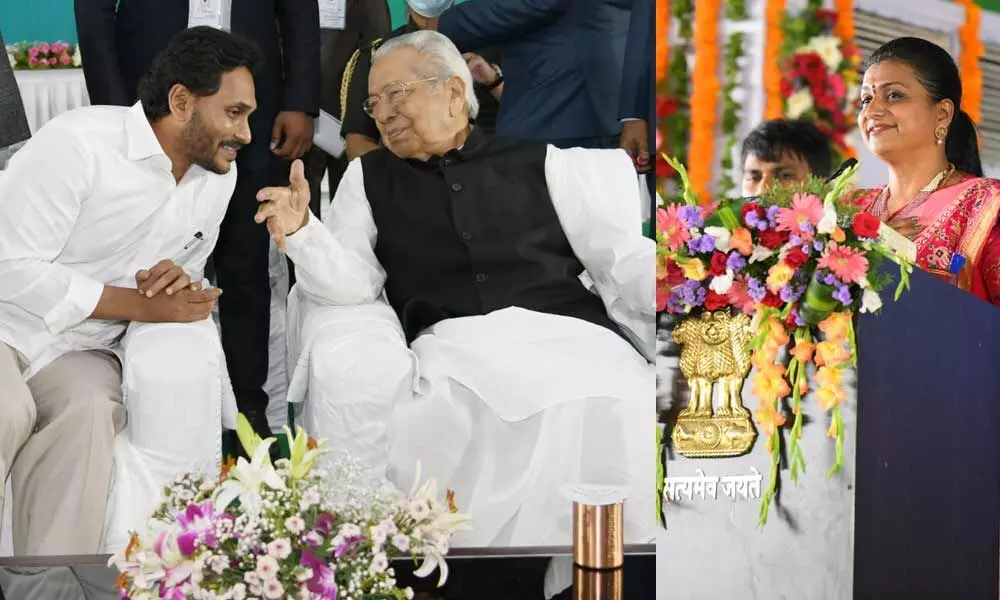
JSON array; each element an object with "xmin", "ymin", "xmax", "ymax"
[
  {"xmin": 656, "ymin": 0, "xmax": 670, "ymax": 83},
  {"xmin": 688, "ymin": 0, "xmax": 721, "ymax": 201},
  {"xmin": 955, "ymin": 0, "xmax": 983, "ymax": 125},
  {"xmin": 833, "ymin": 0, "xmax": 854, "ymax": 42},
  {"xmin": 763, "ymin": 0, "xmax": 786, "ymax": 120}
]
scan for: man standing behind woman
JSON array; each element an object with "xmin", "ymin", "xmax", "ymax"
[
  {"xmin": 856, "ymin": 37, "xmax": 1000, "ymax": 305},
  {"xmin": 75, "ymin": 0, "xmax": 321, "ymax": 444}
]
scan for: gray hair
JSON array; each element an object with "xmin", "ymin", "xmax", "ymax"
[{"xmin": 374, "ymin": 30, "xmax": 480, "ymax": 119}]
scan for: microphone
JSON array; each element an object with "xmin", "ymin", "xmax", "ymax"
[{"xmin": 825, "ymin": 158, "xmax": 858, "ymax": 183}]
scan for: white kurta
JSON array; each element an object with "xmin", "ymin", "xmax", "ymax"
[
  {"xmin": 284, "ymin": 145, "xmax": 656, "ymax": 546},
  {"xmin": 0, "ymin": 103, "xmax": 238, "ymax": 554}
]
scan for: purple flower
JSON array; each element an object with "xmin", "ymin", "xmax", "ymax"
[
  {"xmin": 671, "ymin": 280, "xmax": 706, "ymax": 311},
  {"xmin": 314, "ymin": 513, "xmax": 335, "ymax": 535},
  {"xmin": 726, "ymin": 252, "xmax": 746, "ymax": 272},
  {"xmin": 300, "ymin": 550, "xmax": 338, "ymax": 599},
  {"xmin": 766, "ymin": 205, "xmax": 781, "ymax": 223},
  {"xmin": 747, "ymin": 277, "xmax": 766, "ymax": 302},
  {"xmin": 813, "ymin": 240, "xmax": 825, "ymax": 252},
  {"xmin": 789, "ymin": 234, "xmax": 802, "ymax": 246},
  {"xmin": 834, "ymin": 285, "xmax": 853, "ymax": 305},
  {"xmin": 176, "ymin": 501, "xmax": 231, "ymax": 555},
  {"xmin": 677, "ymin": 206, "xmax": 704, "ymax": 228},
  {"xmin": 687, "ymin": 234, "xmax": 716, "ymax": 255},
  {"xmin": 791, "ymin": 307, "xmax": 806, "ymax": 327},
  {"xmin": 798, "ymin": 221, "xmax": 814, "ymax": 234},
  {"xmin": 779, "ymin": 284, "xmax": 804, "ymax": 304},
  {"xmin": 334, "ymin": 534, "xmax": 365, "ymax": 558},
  {"xmin": 745, "ymin": 210, "xmax": 762, "ymax": 229},
  {"xmin": 821, "ymin": 272, "xmax": 839, "ymax": 286},
  {"xmin": 757, "ymin": 220, "xmax": 770, "ymax": 232}
]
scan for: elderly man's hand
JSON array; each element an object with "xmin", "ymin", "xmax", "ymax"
[
  {"xmin": 463, "ymin": 53, "xmax": 500, "ymax": 87},
  {"xmin": 620, "ymin": 119, "xmax": 650, "ymax": 173},
  {"xmin": 271, "ymin": 111, "xmax": 314, "ymax": 160},
  {"xmin": 254, "ymin": 159, "xmax": 311, "ymax": 252}
]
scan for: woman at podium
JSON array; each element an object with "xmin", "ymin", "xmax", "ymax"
[{"xmin": 856, "ymin": 36, "xmax": 1000, "ymax": 306}]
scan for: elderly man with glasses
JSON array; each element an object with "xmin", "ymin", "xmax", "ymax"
[{"xmin": 257, "ymin": 30, "xmax": 655, "ymax": 547}]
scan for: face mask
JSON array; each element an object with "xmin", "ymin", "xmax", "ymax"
[{"xmin": 407, "ymin": 0, "xmax": 453, "ymax": 18}]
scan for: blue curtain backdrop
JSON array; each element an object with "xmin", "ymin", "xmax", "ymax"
[{"xmin": 0, "ymin": 0, "xmax": 414, "ymax": 44}]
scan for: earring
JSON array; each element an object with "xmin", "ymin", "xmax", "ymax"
[{"xmin": 935, "ymin": 127, "xmax": 947, "ymax": 144}]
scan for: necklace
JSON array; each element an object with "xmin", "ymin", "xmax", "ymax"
[{"xmin": 869, "ymin": 163, "xmax": 956, "ymax": 220}]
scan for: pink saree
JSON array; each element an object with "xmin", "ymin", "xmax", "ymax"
[{"xmin": 859, "ymin": 175, "xmax": 1000, "ymax": 307}]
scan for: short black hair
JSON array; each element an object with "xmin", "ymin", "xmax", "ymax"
[
  {"xmin": 740, "ymin": 119, "xmax": 834, "ymax": 178},
  {"xmin": 137, "ymin": 26, "xmax": 262, "ymax": 121}
]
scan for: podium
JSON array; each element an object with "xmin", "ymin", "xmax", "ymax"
[{"xmin": 854, "ymin": 266, "xmax": 1000, "ymax": 599}]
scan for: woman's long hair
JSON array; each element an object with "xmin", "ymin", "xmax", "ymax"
[{"xmin": 864, "ymin": 37, "xmax": 984, "ymax": 177}]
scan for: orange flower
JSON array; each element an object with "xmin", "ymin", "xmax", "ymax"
[
  {"xmin": 814, "ymin": 340, "xmax": 850, "ymax": 367},
  {"xmin": 755, "ymin": 402, "xmax": 788, "ymax": 437},
  {"xmin": 790, "ymin": 339, "xmax": 815, "ymax": 363},
  {"xmin": 819, "ymin": 312, "xmax": 852, "ymax": 341},
  {"xmin": 766, "ymin": 262, "xmax": 795, "ymax": 293},
  {"xmin": 817, "ymin": 383, "xmax": 846, "ymax": 411},
  {"xmin": 766, "ymin": 316, "xmax": 790, "ymax": 346},
  {"xmin": 656, "ymin": 0, "xmax": 669, "ymax": 82},
  {"xmin": 125, "ymin": 531, "xmax": 139, "ymax": 561},
  {"xmin": 763, "ymin": 0, "xmax": 786, "ymax": 119},
  {"xmin": 752, "ymin": 369, "xmax": 790, "ymax": 402},
  {"xmin": 219, "ymin": 456, "xmax": 237, "ymax": 481},
  {"xmin": 731, "ymin": 227, "xmax": 753, "ymax": 256},
  {"xmin": 688, "ymin": 0, "xmax": 721, "ymax": 199},
  {"xmin": 116, "ymin": 572, "xmax": 129, "ymax": 590},
  {"xmin": 307, "ymin": 436, "xmax": 319, "ymax": 450},
  {"xmin": 815, "ymin": 365, "xmax": 842, "ymax": 389},
  {"xmin": 831, "ymin": 227, "xmax": 846, "ymax": 242},
  {"xmin": 446, "ymin": 489, "xmax": 459, "ymax": 513}
]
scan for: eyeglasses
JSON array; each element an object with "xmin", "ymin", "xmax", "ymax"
[{"xmin": 363, "ymin": 78, "xmax": 438, "ymax": 117}]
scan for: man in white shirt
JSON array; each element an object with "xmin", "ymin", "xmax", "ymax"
[
  {"xmin": 0, "ymin": 27, "xmax": 258, "ymax": 555},
  {"xmin": 257, "ymin": 31, "xmax": 655, "ymax": 546}
]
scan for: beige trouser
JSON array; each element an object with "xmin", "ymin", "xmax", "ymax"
[{"xmin": 0, "ymin": 343, "xmax": 124, "ymax": 555}]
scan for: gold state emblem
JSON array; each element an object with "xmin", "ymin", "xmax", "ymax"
[{"xmin": 671, "ymin": 311, "xmax": 756, "ymax": 458}]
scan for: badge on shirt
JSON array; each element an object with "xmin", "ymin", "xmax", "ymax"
[
  {"xmin": 188, "ymin": 0, "xmax": 232, "ymax": 31},
  {"xmin": 319, "ymin": 0, "xmax": 346, "ymax": 30}
]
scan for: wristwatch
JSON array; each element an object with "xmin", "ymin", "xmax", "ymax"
[{"xmin": 483, "ymin": 64, "xmax": 504, "ymax": 90}]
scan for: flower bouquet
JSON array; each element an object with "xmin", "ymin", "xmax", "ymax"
[
  {"xmin": 656, "ymin": 155, "xmax": 913, "ymax": 524},
  {"xmin": 6, "ymin": 41, "xmax": 81, "ymax": 70},
  {"xmin": 780, "ymin": 4, "xmax": 861, "ymax": 161},
  {"xmin": 111, "ymin": 415, "xmax": 471, "ymax": 599}
]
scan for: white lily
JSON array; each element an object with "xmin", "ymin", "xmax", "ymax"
[
  {"xmin": 817, "ymin": 198, "xmax": 838, "ymax": 235},
  {"xmin": 709, "ymin": 269, "xmax": 734, "ymax": 294},
  {"xmin": 413, "ymin": 550, "xmax": 451, "ymax": 587},
  {"xmin": 282, "ymin": 423, "xmax": 327, "ymax": 480},
  {"xmin": 860, "ymin": 288, "xmax": 883, "ymax": 313},
  {"xmin": 749, "ymin": 245, "xmax": 774, "ymax": 264},
  {"xmin": 214, "ymin": 438, "xmax": 286, "ymax": 516},
  {"xmin": 704, "ymin": 226, "xmax": 731, "ymax": 252}
]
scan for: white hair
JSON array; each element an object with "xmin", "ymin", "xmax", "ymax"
[{"xmin": 374, "ymin": 30, "xmax": 480, "ymax": 119}]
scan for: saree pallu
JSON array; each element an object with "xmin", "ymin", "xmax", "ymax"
[{"xmin": 860, "ymin": 176, "xmax": 1000, "ymax": 307}]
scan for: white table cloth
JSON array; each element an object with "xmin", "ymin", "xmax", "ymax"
[{"xmin": 13, "ymin": 68, "xmax": 90, "ymax": 134}]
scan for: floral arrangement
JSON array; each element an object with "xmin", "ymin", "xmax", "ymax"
[
  {"xmin": 6, "ymin": 41, "xmax": 82, "ymax": 70},
  {"xmin": 112, "ymin": 415, "xmax": 471, "ymax": 600},
  {"xmin": 656, "ymin": 156, "xmax": 914, "ymax": 524},
  {"xmin": 655, "ymin": 0, "xmax": 692, "ymax": 195},
  {"xmin": 777, "ymin": 0, "xmax": 861, "ymax": 162}
]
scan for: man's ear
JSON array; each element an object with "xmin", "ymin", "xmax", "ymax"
[{"xmin": 167, "ymin": 84, "xmax": 195, "ymax": 122}]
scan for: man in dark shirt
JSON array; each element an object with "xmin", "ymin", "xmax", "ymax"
[
  {"xmin": 305, "ymin": 0, "xmax": 392, "ymax": 215},
  {"xmin": 340, "ymin": 0, "xmax": 501, "ymax": 160},
  {"xmin": 256, "ymin": 30, "xmax": 655, "ymax": 547}
]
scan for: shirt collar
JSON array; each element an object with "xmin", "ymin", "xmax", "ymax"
[
  {"xmin": 408, "ymin": 126, "xmax": 489, "ymax": 169},
  {"xmin": 124, "ymin": 101, "xmax": 168, "ymax": 162}
]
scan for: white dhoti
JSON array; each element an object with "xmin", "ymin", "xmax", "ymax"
[
  {"xmin": 101, "ymin": 318, "xmax": 236, "ymax": 554},
  {"xmin": 287, "ymin": 289, "xmax": 656, "ymax": 547}
]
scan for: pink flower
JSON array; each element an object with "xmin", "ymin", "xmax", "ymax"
[
  {"xmin": 818, "ymin": 243, "xmax": 869, "ymax": 284},
  {"xmin": 655, "ymin": 128, "xmax": 662, "ymax": 151},
  {"xmin": 60, "ymin": 54, "xmax": 71, "ymax": 65},
  {"xmin": 48, "ymin": 57, "xmax": 57, "ymax": 65},
  {"xmin": 28, "ymin": 47, "xmax": 38, "ymax": 58},
  {"xmin": 38, "ymin": 43, "xmax": 50, "ymax": 54},
  {"xmin": 828, "ymin": 73, "xmax": 846, "ymax": 102},
  {"xmin": 775, "ymin": 193, "xmax": 824, "ymax": 237},
  {"xmin": 727, "ymin": 276, "xmax": 757, "ymax": 314},
  {"xmin": 657, "ymin": 204, "xmax": 691, "ymax": 252},
  {"xmin": 28, "ymin": 56, "xmax": 38, "ymax": 67}
]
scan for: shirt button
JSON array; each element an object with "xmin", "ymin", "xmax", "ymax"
[
  {"xmin": 461, "ymin": 232, "xmax": 473, "ymax": 241},
  {"xmin": 475, "ymin": 273, "xmax": 487, "ymax": 283},
  {"xmin": 451, "ymin": 182, "xmax": 464, "ymax": 192},
  {"xmin": 442, "ymin": 158, "xmax": 453, "ymax": 167}
]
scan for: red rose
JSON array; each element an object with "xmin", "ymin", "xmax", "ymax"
[
  {"xmin": 709, "ymin": 252, "xmax": 728, "ymax": 276},
  {"xmin": 816, "ymin": 9, "xmax": 838, "ymax": 25},
  {"xmin": 780, "ymin": 76, "xmax": 794, "ymax": 98},
  {"xmin": 784, "ymin": 306, "xmax": 800, "ymax": 329},
  {"xmin": 666, "ymin": 258, "xmax": 685, "ymax": 286},
  {"xmin": 852, "ymin": 212, "xmax": 881, "ymax": 239},
  {"xmin": 741, "ymin": 201, "xmax": 761, "ymax": 219},
  {"xmin": 797, "ymin": 53, "xmax": 827, "ymax": 87},
  {"xmin": 759, "ymin": 228, "xmax": 787, "ymax": 250},
  {"xmin": 656, "ymin": 97, "xmax": 679, "ymax": 117},
  {"xmin": 762, "ymin": 291, "xmax": 784, "ymax": 308},
  {"xmin": 656, "ymin": 154, "xmax": 676, "ymax": 178},
  {"xmin": 704, "ymin": 290, "xmax": 730, "ymax": 311},
  {"xmin": 784, "ymin": 246, "xmax": 810, "ymax": 269}
]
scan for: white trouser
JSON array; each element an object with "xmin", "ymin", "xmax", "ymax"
[
  {"xmin": 102, "ymin": 318, "xmax": 233, "ymax": 553},
  {"xmin": 287, "ymin": 291, "xmax": 656, "ymax": 547}
]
